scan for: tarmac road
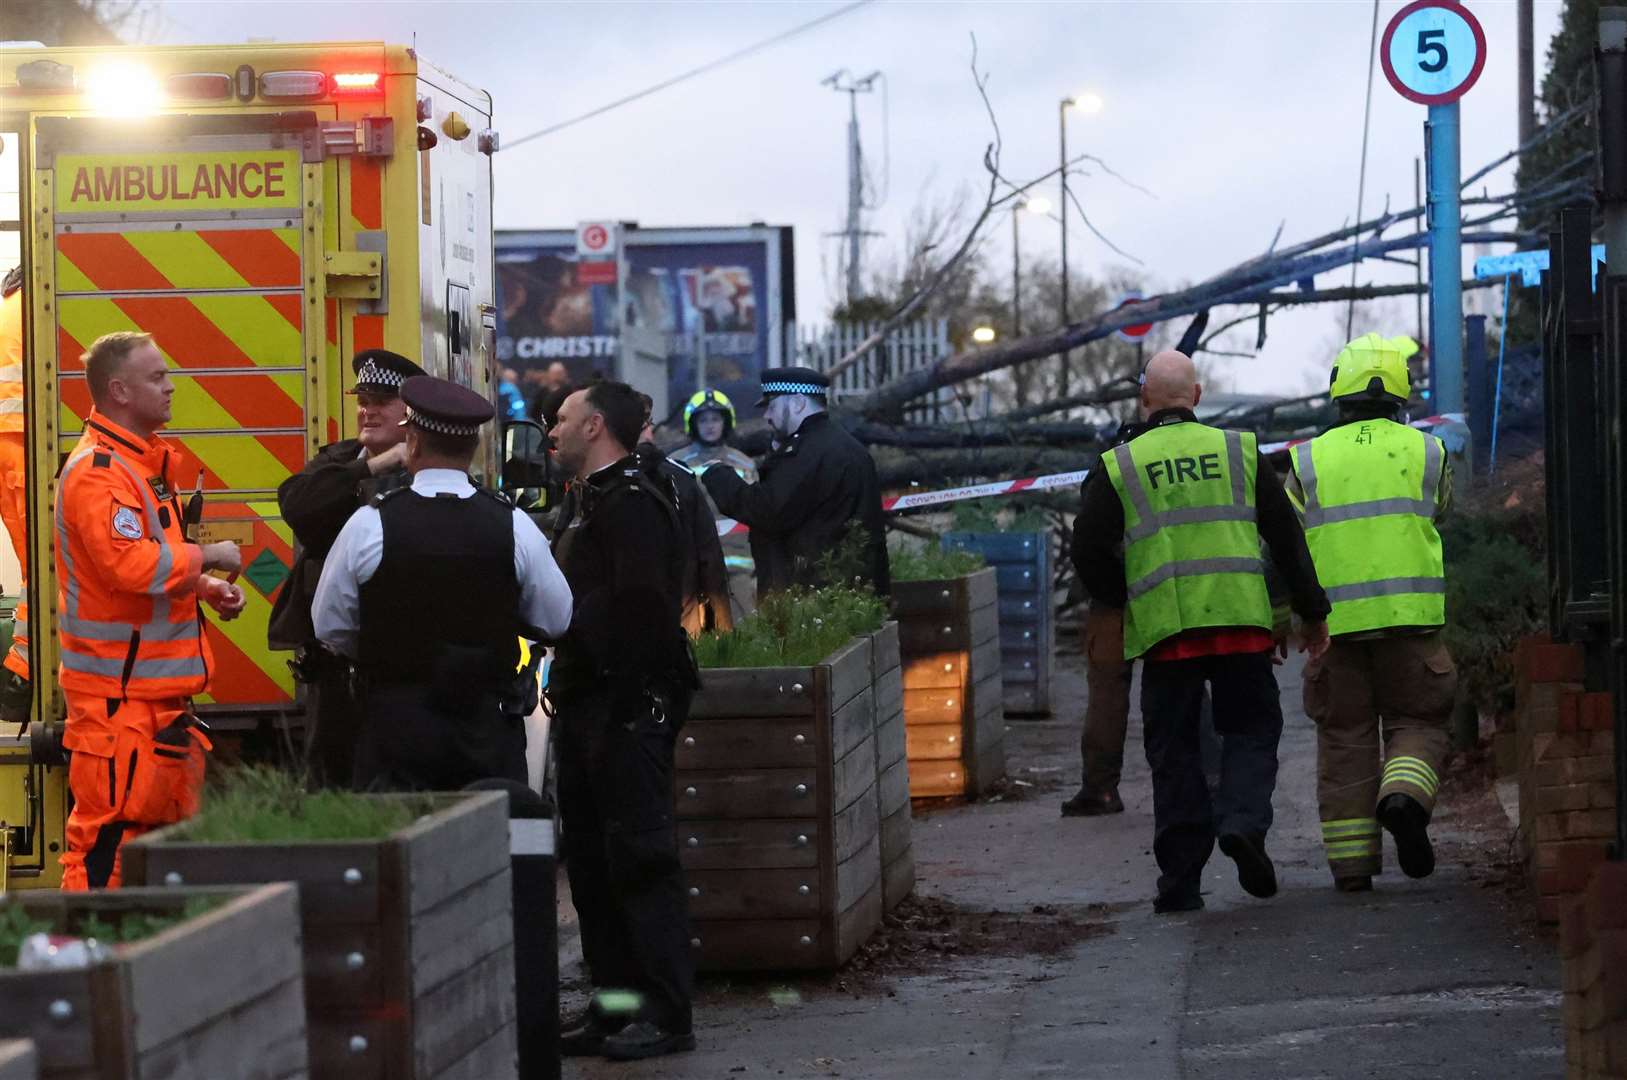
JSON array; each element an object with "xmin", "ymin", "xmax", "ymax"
[{"xmin": 564, "ymin": 649, "xmax": 1561, "ymax": 1080}]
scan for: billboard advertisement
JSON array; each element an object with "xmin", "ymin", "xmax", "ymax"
[{"xmin": 495, "ymin": 225, "xmax": 794, "ymax": 420}]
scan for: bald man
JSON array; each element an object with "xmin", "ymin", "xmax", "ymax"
[{"xmin": 1074, "ymin": 350, "xmax": 1330, "ymax": 914}]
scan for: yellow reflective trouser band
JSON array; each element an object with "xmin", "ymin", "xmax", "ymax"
[
  {"xmin": 1383, "ymin": 756, "xmax": 1439, "ymax": 796},
  {"xmin": 1325, "ymin": 839, "xmax": 1381, "ymax": 859},
  {"xmin": 1321, "ymin": 817, "xmax": 1380, "ymax": 840}
]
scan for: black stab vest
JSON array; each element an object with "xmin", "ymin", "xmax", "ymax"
[{"xmin": 358, "ymin": 485, "xmax": 521, "ymax": 685}]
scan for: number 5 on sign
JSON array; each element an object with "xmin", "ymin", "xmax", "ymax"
[{"xmin": 1381, "ymin": 0, "xmax": 1486, "ymax": 105}]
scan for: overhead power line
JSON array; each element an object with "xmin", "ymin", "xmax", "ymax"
[{"xmin": 505, "ymin": 0, "xmax": 877, "ymax": 150}]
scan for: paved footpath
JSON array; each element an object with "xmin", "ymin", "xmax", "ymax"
[{"xmin": 565, "ymin": 651, "xmax": 1562, "ymax": 1079}]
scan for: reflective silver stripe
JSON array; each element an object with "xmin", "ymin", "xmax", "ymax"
[
  {"xmin": 1293, "ymin": 443, "xmax": 1318, "ymax": 512},
  {"xmin": 12, "ymin": 642, "xmax": 27, "ymax": 663},
  {"xmin": 55, "ymin": 450, "xmax": 98, "ymax": 634},
  {"xmin": 1112, "ymin": 444, "xmax": 1153, "ymax": 525},
  {"xmin": 0, "ymin": 364, "xmax": 20, "ymax": 383},
  {"xmin": 1225, "ymin": 430, "xmax": 1247, "ymax": 507},
  {"xmin": 1303, "ymin": 496, "xmax": 1435, "ymax": 528},
  {"xmin": 10, "ymin": 616, "xmax": 24, "ymax": 639},
  {"xmin": 60, "ymin": 649, "xmax": 207, "ymax": 681},
  {"xmin": 1127, "ymin": 556, "xmax": 1265, "ymax": 601},
  {"xmin": 102, "ymin": 453, "xmax": 174, "ymax": 608},
  {"xmin": 1421, "ymin": 434, "xmax": 1443, "ymax": 506},
  {"xmin": 1126, "ymin": 504, "xmax": 1257, "ymax": 543},
  {"xmin": 1324, "ymin": 576, "xmax": 1446, "ymax": 602},
  {"xmin": 0, "ymin": 399, "xmax": 22, "ymax": 415},
  {"xmin": 60, "ymin": 611, "xmax": 198, "ymax": 643}
]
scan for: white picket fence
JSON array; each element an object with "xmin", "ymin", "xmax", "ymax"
[{"xmin": 788, "ymin": 319, "xmax": 961, "ymax": 423}]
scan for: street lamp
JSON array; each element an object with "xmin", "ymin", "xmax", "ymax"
[
  {"xmin": 1059, "ymin": 91, "xmax": 1102, "ymax": 398},
  {"xmin": 1010, "ymin": 196, "xmax": 1052, "ymax": 338}
]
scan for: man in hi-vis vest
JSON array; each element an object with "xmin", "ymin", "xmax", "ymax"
[
  {"xmin": 1288, "ymin": 334, "xmax": 1456, "ymax": 892},
  {"xmin": 1075, "ymin": 350, "xmax": 1330, "ymax": 914}
]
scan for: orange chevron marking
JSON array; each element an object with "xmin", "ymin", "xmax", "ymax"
[
  {"xmin": 351, "ymin": 160, "xmax": 382, "ymax": 230},
  {"xmin": 56, "ymin": 233, "xmax": 171, "ymax": 291},
  {"xmin": 197, "ymin": 229, "xmax": 300, "ymax": 288},
  {"xmin": 203, "ymin": 622, "xmax": 284, "ymax": 704},
  {"xmin": 354, "ymin": 314, "xmax": 384, "ymax": 352},
  {"xmin": 193, "ymin": 373, "xmax": 303, "ymax": 429}
]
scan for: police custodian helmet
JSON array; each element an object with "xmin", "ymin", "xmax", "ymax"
[{"xmin": 684, "ymin": 388, "xmax": 736, "ymax": 439}]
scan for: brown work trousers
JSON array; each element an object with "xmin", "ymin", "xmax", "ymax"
[
  {"xmin": 1081, "ymin": 607, "xmax": 1134, "ymax": 794},
  {"xmin": 1303, "ymin": 630, "xmax": 1457, "ymax": 880}
]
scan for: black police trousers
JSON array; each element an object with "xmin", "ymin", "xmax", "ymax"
[
  {"xmin": 555, "ymin": 690, "xmax": 694, "ymax": 1034},
  {"xmin": 1141, "ymin": 650, "xmax": 1284, "ymax": 902},
  {"xmin": 304, "ymin": 661, "xmax": 361, "ymax": 789},
  {"xmin": 353, "ymin": 684, "xmax": 527, "ymax": 793}
]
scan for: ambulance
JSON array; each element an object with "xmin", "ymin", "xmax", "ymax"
[{"xmin": 0, "ymin": 41, "xmax": 517, "ymax": 887}]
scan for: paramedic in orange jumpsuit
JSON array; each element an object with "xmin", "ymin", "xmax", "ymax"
[
  {"xmin": 56, "ymin": 331, "xmax": 245, "ymax": 889},
  {"xmin": 0, "ymin": 271, "xmax": 29, "ymax": 701}
]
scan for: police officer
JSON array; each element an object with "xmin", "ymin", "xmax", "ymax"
[
  {"xmin": 702, "ymin": 367, "xmax": 888, "ymax": 596},
  {"xmin": 1074, "ymin": 350, "xmax": 1330, "ymax": 913},
  {"xmin": 1287, "ymin": 333, "xmax": 1456, "ymax": 891},
  {"xmin": 269, "ymin": 349, "xmax": 424, "ymax": 787},
  {"xmin": 635, "ymin": 396, "xmax": 733, "ymax": 635},
  {"xmin": 547, "ymin": 380, "xmax": 698, "ymax": 1062},
  {"xmin": 311, "ymin": 375, "xmax": 572, "ymax": 790},
  {"xmin": 670, "ymin": 388, "xmax": 758, "ymax": 620}
]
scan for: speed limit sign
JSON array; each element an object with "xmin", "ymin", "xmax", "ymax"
[{"xmin": 1381, "ymin": 0, "xmax": 1486, "ymax": 105}]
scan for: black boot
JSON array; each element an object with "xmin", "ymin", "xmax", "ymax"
[
  {"xmin": 1218, "ymin": 832, "xmax": 1278, "ymax": 898},
  {"xmin": 1378, "ymin": 793, "xmax": 1435, "ymax": 879},
  {"xmin": 558, "ymin": 1004, "xmax": 629, "ymax": 1057},
  {"xmin": 1061, "ymin": 787, "xmax": 1124, "ymax": 817},
  {"xmin": 602, "ymin": 1021, "xmax": 697, "ymax": 1061}
]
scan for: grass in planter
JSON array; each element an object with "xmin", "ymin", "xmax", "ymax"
[
  {"xmin": 949, "ymin": 500, "xmax": 1053, "ymax": 535},
  {"xmin": 694, "ymin": 585, "xmax": 887, "ymax": 669},
  {"xmin": 0, "ymin": 896, "xmax": 225, "ymax": 966},
  {"xmin": 178, "ymin": 766, "xmax": 438, "ymax": 843},
  {"xmin": 888, "ymin": 542, "xmax": 985, "ymax": 582}
]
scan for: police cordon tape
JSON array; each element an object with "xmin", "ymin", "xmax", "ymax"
[{"xmin": 713, "ymin": 413, "xmax": 1465, "ymax": 537}]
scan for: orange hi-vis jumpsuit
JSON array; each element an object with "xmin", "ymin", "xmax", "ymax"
[
  {"xmin": 57, "ymin": 410, "xmax": 214, "ymax": 890},
  {"xmin": 0, "ymin": 285, "xmax": 26, "ymax": 685}
]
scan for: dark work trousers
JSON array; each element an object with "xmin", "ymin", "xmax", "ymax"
[
  {"xmin": 554, "ymin": 689, "xmax": 694, "ymax": 1034},
  {"xmin": 303, "ymin": 663, "xmax": 361, "ymax": 789},
  {"xmin": 353, "ymin": 684, "xmax": 527, "ymax": 792},
  {"xmin": 1140, "ymin": 650, "xmax": 1284, "ymax": 902}
]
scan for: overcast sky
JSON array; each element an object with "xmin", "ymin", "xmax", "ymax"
[{"xmin": 153, "ymin": 0, "xmax": 1563, "ymax": 395}]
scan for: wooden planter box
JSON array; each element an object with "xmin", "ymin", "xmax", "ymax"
[
  {"xmin": 866, "ymin": 622, "xmax": 913, "ymax": 912},
  {"xmin": 943, "ymin": 532, "xmax": 1055, "ymax": 715},
  {"xmin": 0, "ymin": 884, "xmax": 306, "ymax": 1080},
  {"xmin": 894, "ymin": 566, "xmax": 1006, "ymax": 798},
  {"xmin": 123, "ymin": 791, "xmax": 516, "ymax": 1080},
  {"xmin": 0, "ymin": 1041, "xmax": 34, "ymax": 1080},
  {"xmin": 676, "ymin": 635, "xmax": 883, "ymax": 971}
]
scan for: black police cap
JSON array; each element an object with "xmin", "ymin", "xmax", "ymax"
[
  {"xmin": 398, "ymin": 375, "xmax": 494, "ymax": 437},
  {"xmin": 757, "ymin": 365, "xmax": 831, "ymax": 406},
  {"xmin": 349, "ymin": 349, "xmax": 427, "ymax": 395}
]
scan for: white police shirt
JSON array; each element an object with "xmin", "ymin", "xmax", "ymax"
[{"xmin": 312, "ymin": 468, "xmax": 573, "ymax": 658}]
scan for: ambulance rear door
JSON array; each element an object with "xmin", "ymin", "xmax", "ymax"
[{"xmin": 32, "ymin": 112, "xmax": 332, "ymax": 716}]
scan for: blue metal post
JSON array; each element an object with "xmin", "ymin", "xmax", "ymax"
[{"xmin": 1427, "ymin": 102, "xmax": 1464, "ymax": 413}]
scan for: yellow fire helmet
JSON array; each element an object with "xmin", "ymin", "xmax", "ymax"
[
  {"xmin": 1329, "ymin": 333, "xmax": 1418, "ymax": 403},
  {"xmin": 683, "ymin": 388, "xmax": 736, "ymax": 438}
]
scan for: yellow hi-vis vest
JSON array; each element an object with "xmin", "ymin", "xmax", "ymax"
[
  {"xmin": 1289, "ymin": 418, "xmax": 1446, "ymax": 636},
  {"xmin": 1103, "ymin": 421, "xmax": 1272, "ymax": 659}
]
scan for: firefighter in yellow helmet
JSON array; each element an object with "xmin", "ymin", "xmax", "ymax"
[
  {"xmin": 1287, "ymin": 333, "xmax": 1457, "ymax": 892},
  {"xmin": 668, "ymin": 389, "xmax": 758, "ymax": 623}
]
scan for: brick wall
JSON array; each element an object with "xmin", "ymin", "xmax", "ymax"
[
  {"xmin": 1514, "ymin": 635, "xmax": 1615, "ymax": 923},
  {"xmin": 1562, "ymin": 864, "xmax": 1627, "ymax": 1078}
]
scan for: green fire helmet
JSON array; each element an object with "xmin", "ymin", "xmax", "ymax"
[
  {"xmin": 683, "ymin": 388, "xmax": 736, "ymax": 438},
  {"xmin": 1329, "ymin": 333, "xmax": 1417, "ymax": 403}
]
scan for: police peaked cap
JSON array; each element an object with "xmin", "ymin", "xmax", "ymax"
[
  {"xmin": 757, "ymin": 366, "xmax": 831, "ymax": 406},
  {"xmin": 398, "ymin": 375, "xmax": 494, "ymax": 437},
  {"xmin": 349, "ymin": 349, "xmax": 427, "ymax": 395}
]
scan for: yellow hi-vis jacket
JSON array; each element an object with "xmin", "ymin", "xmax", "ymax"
[
  {"xmin": 1287, "ymin": 417, "xmax": 1448, "ymax": 636},
  {"xmin": 1103, "ymin": 421, "xmax": 1273, "ymax": 659}
]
